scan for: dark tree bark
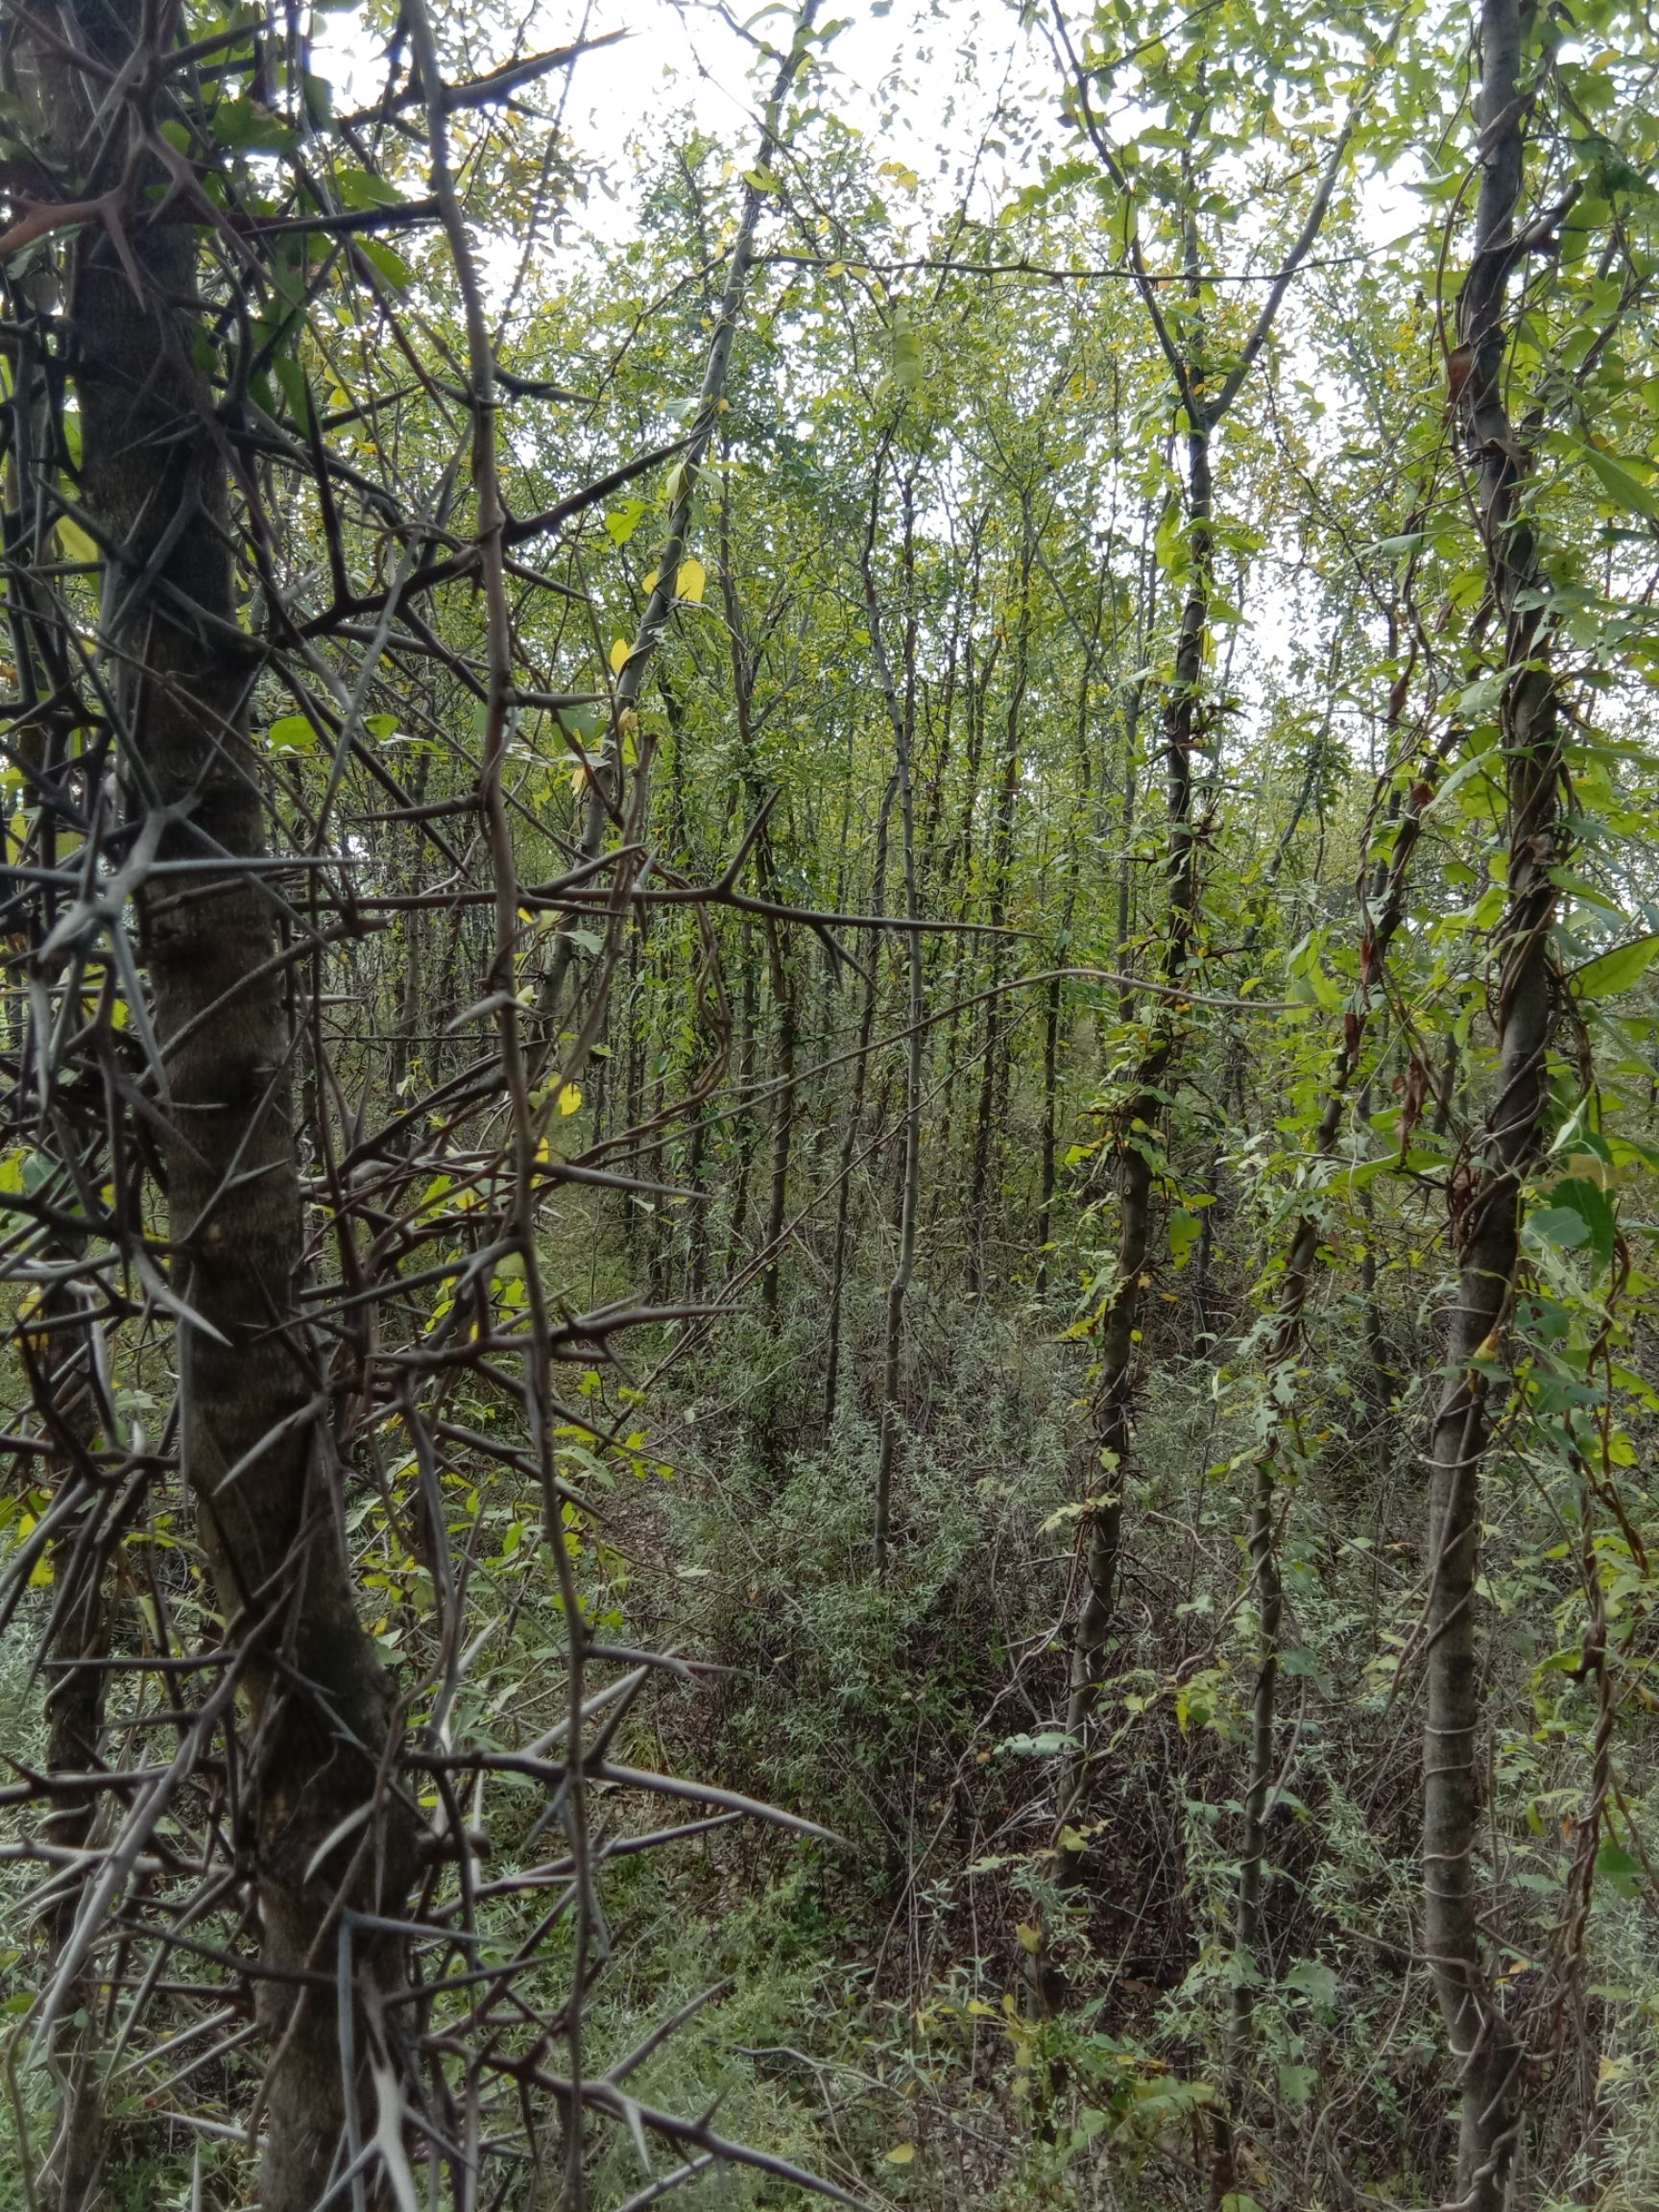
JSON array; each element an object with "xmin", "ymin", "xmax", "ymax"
[
  {"xmin": 1212, "ymin": 693, "xmax": 1447, "ymax": 2199},
  {"xmin": 965, "ymin": 502, "xmax": 1032, "ymax": 1295},
  {"xmin": 864, "ymin": 458, "xmax": 924, "ymax": 1576},
  {"xmin": 20, "ymin": 10, "xmax": 419, "ymax": 2204},
  {"xmin": 1420, "ymin": 1, "xmax": 1559, "ymax": 2198},
  {"xmin": 36, "ymin": 1292, "xmax": 113, "ymax": 2212},
  {"xmin": 823, "ymin": 774, "xmax": 895, "ymax": 1423},
  {"xmin": 1043, "ymin": 17, "xmax": 1360, "ymax": 2010},
  {"xmin": 1050, "ymin": 384, "xmax": 1210, "ymax": 1918},
  {"xmin": 757, "ymin": 898, "xmax": 797, "ymax": 1330},
  {"xmin": 2, "ymin": 292, "xmax": 119, "ymax": 2212}
]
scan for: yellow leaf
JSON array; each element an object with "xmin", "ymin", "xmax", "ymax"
[
  {"xmin": 883, "ymin": 2145, "xmax": 915, "ymax": 2166},
  {"xmin": 557, "ymin": 1082, "xmax": 583, "ymax": 1117},
  {"xmin": 1015, "ymin": 1921, "xmax": 1042, "ymax": 1955},
  {"xmin": 676, "ymin": 556, "xmax": 707, "ymax": 604},
  {"xmin": 642, "ymin": 568, "xmax": 661, "ymax": 593},
  {"xmin": 610, "ymin": 637, "xmax": 630, "ymax": 675},
  {"xmin": 58, "ymin": 517, "xmax": 98, "ymax": 564}
]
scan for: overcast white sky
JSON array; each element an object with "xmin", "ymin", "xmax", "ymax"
[
  {"xmin": 310, "ymin": 0, "xmax": 1430, "ymax": 691},
  {"xmin": 563, "ymin": 0, "xmax": 1028, "ymax": 170},
  {"xmin": 320, "ymin": 0, "xmax": 1056, "ymax": 241}
]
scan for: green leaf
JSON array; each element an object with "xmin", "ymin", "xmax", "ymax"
[
  {"xmin": 1284, "ymin": 1959, "xmax": 1339, "ymax": 2008},
  {"xmin": 556, "ymin": 706, "xmax": 601, "ymax": 745},
  {"xmin": 1527, "ymin": 1206, "xmax": 1592, "ymax": 1251},
  {"xmin": 1547, "ymin": 1178, "xmax": 1616, "ymax": 1270},
  {"xmin": 357, "ymin": 239, "xmax": 412, "ymax": 292},
  {"xmin": 1598, "ymin": 1840, "xmax": 1643, "ymax": 1900},
  {"xmin": 1277, "ymin": 2064, "xmax": 1319, "ymax": 2109},
  {"xmin": 1167, "ymin": 1209, "xmax": 1202, "ymax": 1270},
  {"xmin": 1575, "ymin": 934, "xmax": 1659, "ymax": 999},
  {"xmin": 1583, "ymin": 449, "xmax": 1659, "ymax": 525},
  {"xmin": 272, "ymin": 355, "xmax": 312, "ymax": 431},
  {"xmin": 1458, "ymin": 675, "xmax": 1504, "ymax": 720},
  {"xmin": 210, "ymin": 98, "xmax": 294, "ymax": 155},
  {"xmin": 269, "ymin": 713, "xmax": 321, "ymax": 752},
  {"xmin": 1573, "ymin": 132, "xmax": 1656, "ymax": 204},
  {"xmin": 889, "ymin": 304, "xmax": 924, "ymax": 391},
  {"xmin": 333, "ymin": 168, "xmax": 403, "ymax": 211}
]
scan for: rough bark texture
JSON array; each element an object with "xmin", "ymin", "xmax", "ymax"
[
  {"xmin": 864, "ymin": 467, "xmax": 923, "ymax": 1576},
  {"xmin": 5, "ymin": 295, "xmax": 117, "ymax": 2206},
  {"xmin": 26, "ymin": 6, "xmax": 418, "ymax": 2202},
  {"xmin": 1211, "ymin": 674, "xmax": 1441, "ymax": 2199},
  {"xmin": 1050, "ymin": 413, "xmax": 1210, "ymax": 1904},
  {"xmin": 1422, "ymin": 0, "xmax": 1556, "ymax": 2199},
  {"xmin": 38, "ymin": 1310, "xmax": 112, "ymax": 2212},
  {"xmin": 966, "ymin": 510, "xmax": 1031, "ymax": 1295},
  {"xmin": 823, "ymin": 774, "xmax": 893, "ymax": 1424}
]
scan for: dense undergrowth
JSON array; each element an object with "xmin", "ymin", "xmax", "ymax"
[
  {"xmin": 8, "ymin": 0, "xmax": 1659, "ymax": 2205},
  {"xmin": 6, "ymin": 1152, "xmax": 1659, "ymax": 2211},
  {"xmin": 547, "ymin": 1253, "xmax": 1659, "ymax": 2210}
]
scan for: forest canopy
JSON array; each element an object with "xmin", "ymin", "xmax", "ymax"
[{"xmin": 4, "ymin": 0, "xmax": 1659, "ymax": 2208}]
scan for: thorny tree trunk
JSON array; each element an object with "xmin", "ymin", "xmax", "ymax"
[
  {"xmin": 1036, "ymin": 970, "xmax": 1063, "ymax": 1294},
  {"xmin": 35, "ymin": 1287, "xmax": 113, "ymax": 2212},
  {"xmin": 1422, "ymin": 0, "xmax": 1558, "ymax": 2198},
  {"xmin": 759, "ymin": 896, "xmax": 797, "ymax": 1329},
  {"xmin": 937, "ymin": 627, "xmax": 998, "ymax": 1218},
  {"xmin": 1038, "ymin": 541, "xmax": 1111, "ymax": 1294},
  {"xmin": 1047, "ymin": 391, "xmax": 1211, "ymax": 1956},
  {"xmin": 1052, "ymin": 217, "xmax": 1209, "ymax": 1924},
  {"xmin": 4, "ymin": 304, "xmax": 117, "ymax": 2210},
  {"xmin": 1212, "ymin": 673, "xmax": 1447, "ymax": 2199},
  {"xmin": 1041, "ymin": 7, "xmax": 1362, "ymax": 2000},
  {"xmin": 724, "ymin": 919, "xmax": 761, "ymax": 1285},
  {"xmin": 536, "ymin": 12, "xmax": 818, "ymax": 1041},
  {"xmin": 720, "ymin": 522, "xmax": 796, "ymax": 1334},
  {"xmin": 24, "ymin": 8, "xmax": 418, "ymax": 2204},
  {"xmin": 865, "ymin": 464, "xmax": 924, "ymax": 1577},
  {"xmin": 42, "ymin": 1589, "xmax": 111, "ymax": 2212},
  {"xmin": 966, "ymin": 504, "xmax": 1032, "ymax": 1296},
  {"xmin": 824, "ymin": 773, "xmax": 895, "ymax": 1424}
]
